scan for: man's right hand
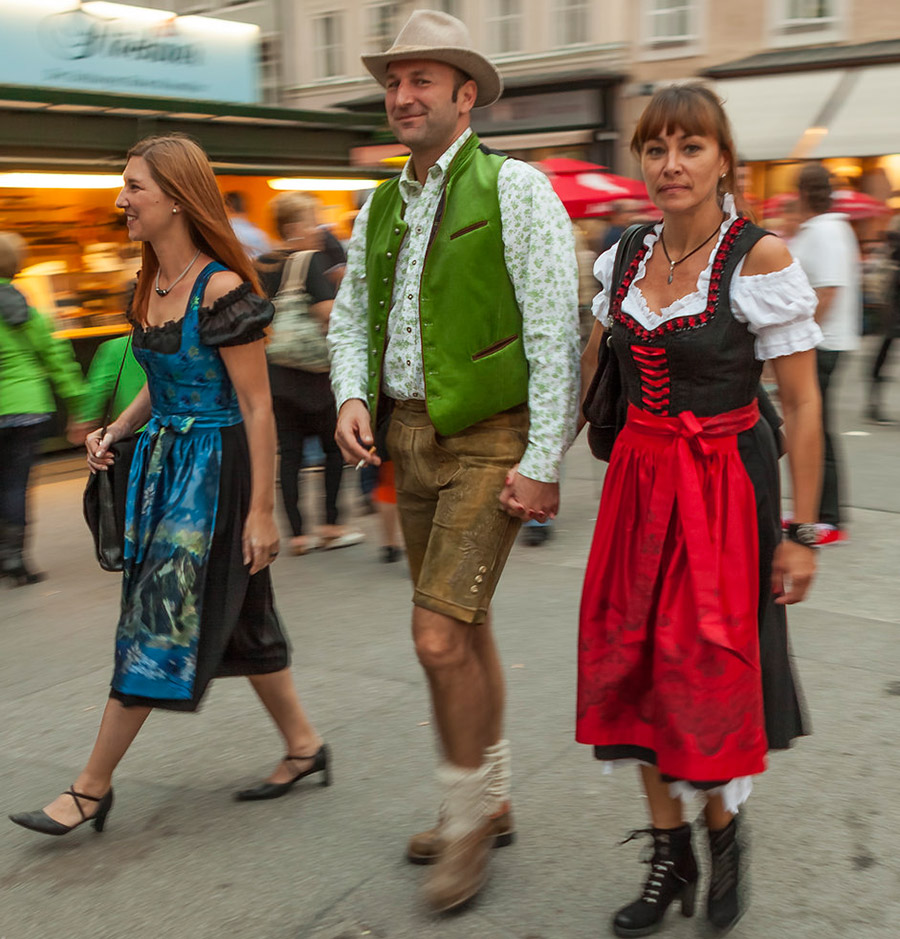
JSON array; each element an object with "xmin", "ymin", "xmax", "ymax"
[{"xmin": 335, "ymin": 398, "xmax": 382, "ymax": 466}]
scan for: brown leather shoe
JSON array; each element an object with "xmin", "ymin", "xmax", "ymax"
[
  {"xmin": 423, "ymin": 820, "xmax": 492, "ymax": 913},
  {"xmin": 407, "ymin": 803, "xmax": 515, "ymax": 865}
]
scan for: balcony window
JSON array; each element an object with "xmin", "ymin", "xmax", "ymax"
[
  {"xmin": 430, "ymin": 0, "xmax": 463, "ymax": 18},
  {"xmin": 487, "ymin": 0, "xmax": 523, "ymax": 55},
  {"xmin": 647, "ymin": 1, "xmax": 696, "ymax": 44},
  {"xmin": 314, "ymin": 13, "xmax": 344, "ymax": 79},
  {"xmin": 782, "ymin": 0, "xmax": 836, "ymax": 25},
  {"xmin": 365, "ymin": 3, "xmax": 400, "ymax": 54},
  {"xmin": 557, "ymin": 0, "xmax": 589, "ymax": 48}
]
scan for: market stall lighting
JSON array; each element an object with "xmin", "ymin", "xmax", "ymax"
[
  {"xmin": 0, "ymin": 173, "xmax": 123, "ymax": 189},
  {"xmin": 268, "ymin": 178, "xmax": 379, "ymax": 192}
]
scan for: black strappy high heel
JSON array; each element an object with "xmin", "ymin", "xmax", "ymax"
[
  {"xmin": 9, "ymin": 786, "xmax": 114, "ymax": 836},
  {"xmin": 234, "ymin": 744, "xmax": 331, "ymax": 801}
]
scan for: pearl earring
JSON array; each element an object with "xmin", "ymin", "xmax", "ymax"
[{"xmin": 172, "ymin": 206, "xmax": 178, "ymax": 214}]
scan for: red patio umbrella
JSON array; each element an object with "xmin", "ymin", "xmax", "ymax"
[
  {"xmin": 536, "ymin": 158, "xmax": 650, "ymax": 219},
  {"xmin": 762, "ymin": 190, "xmax": 888, "ymax": 221}
]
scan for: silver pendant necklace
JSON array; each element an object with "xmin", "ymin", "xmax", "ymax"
[
  {"xmin": 659, "ymin": 223, "xmax": 722, "ymax": 285},
  {"xmin": 155, "ymin": 249, "xmax": 201, "ymax": 297}
]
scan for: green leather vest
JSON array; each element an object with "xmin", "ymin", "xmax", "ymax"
[{"xmin": 365, "ymin": 133, "xmax": 528, "ymax": 436}]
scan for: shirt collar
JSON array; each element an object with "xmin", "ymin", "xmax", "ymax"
[{"xmin": 398, "ymin": 127, "xmax": 473, "ymax": 203}]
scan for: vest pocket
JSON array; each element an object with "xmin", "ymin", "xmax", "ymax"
[
  {"xmin": 472, "ymin": 334, "xmax": 519, "ymax": 361},
  {"xmin": 449, "ymin": 220, "xmax": 489, "ymax": 240}
]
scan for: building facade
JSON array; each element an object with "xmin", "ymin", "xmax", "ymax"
[{"xmin": 144, "ymin": 1, "xmax": 900, "ymax": 196}]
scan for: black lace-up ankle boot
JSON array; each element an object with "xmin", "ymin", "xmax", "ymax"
[
  {"xmin": 612, "ymin": 823, "xmax": 698, "ymax": 937},
  {"xmin": 707, "ymin": 817, "xmax": 742, "ymax": 930}
]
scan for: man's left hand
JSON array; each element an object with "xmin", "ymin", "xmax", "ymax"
[{"xmin": 499, "ymin": 466, "xmax": 559, "ymax": 522}]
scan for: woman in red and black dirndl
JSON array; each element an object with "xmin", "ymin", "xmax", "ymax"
[{"xmin": 577, "ymin": 85, "xmax": 824, "ymax": 937}]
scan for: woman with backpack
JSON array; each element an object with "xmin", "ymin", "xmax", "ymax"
[{"xmin": 255, "ymin": 193, "xmax": 363, "ymax": 555}]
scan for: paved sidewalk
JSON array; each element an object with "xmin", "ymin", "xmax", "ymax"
[{"xmin": 1, "ymin": 348, "xmax": 898, "ymax": 939}]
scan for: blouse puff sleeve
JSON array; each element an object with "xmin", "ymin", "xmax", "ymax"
[
  {"xmin": 590, "ymin": 243, "xmax": 618, "ymax": 327},
  {"xmin": 198, "ymin": 282, "xmax": 275, "ymax": 347},
  {"xmin": 730, "ymin": 257, "xmax": 824, "ymax": 360}
]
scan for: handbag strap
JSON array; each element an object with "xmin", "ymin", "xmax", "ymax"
[
  {"xmin": 611, "ymin": 223, "xmax": 653, "ymax": 297},
  {"xmin": 277, "ymin": 250, "xmax": 315, "ymax": 295},
  {"xmin": 100, "ymin": 330, "xmax": 133, "ymax": 436}
]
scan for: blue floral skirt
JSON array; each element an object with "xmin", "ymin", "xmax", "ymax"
[{"xmin": 110, "ymin": 423, "xmax": 290, "ymax": 711}]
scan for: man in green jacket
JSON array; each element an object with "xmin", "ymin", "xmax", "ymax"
[
  {"xmin": 0, "ymin": 232, "xmax": 88, "ymax": 584},
  {"xmin": 328, "ymin": 11, "xmax": 579, "ymax": 911}
]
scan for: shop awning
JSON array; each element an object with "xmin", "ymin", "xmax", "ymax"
[
  {"xmin": 805, "ymin": 65, "xmax": 900, "ymax": 158},
  {"xmin": 713, "ymin": 71, "xmax": 847, "ymax": 161},
  {"xmin": 0, "ymin": 84, "xmax": 389, "ymax": 176}
]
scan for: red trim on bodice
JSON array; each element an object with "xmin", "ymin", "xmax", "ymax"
[{"xmin": 610, "ymin": 217, "xmax": 750, "ymax": 342}]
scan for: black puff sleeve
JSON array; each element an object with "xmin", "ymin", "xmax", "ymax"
[{"xmin": 198, "ymin": 282, "xmax": 274, "ymax": 347}]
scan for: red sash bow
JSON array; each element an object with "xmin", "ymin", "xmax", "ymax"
[{"xmin": 621, "ymin": 400, "xmax": 761, "ymax": 664}]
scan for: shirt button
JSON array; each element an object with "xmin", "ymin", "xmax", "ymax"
[
  {"xmin": 406, "ymin": 327, "xmax": 412, "ymax": 333},
  {"xmin": 394, "ymin": 227, "xmax": 400, "ymax": 235},
  {"xmin": 411, "ymin": 259, "xmax": 417, "ymax": 266},
  {"xmin": 407, "ymin": 293, "xmax": 413, "ymax": 300},
  {"xmin": 412, "ymin": 392, "xmax": 419, "ymax": 397},
  {"xmin": 379, "ymin": 300, "xmax": 385, "ymax": 308},
  {"xmin": 416, "ymin": 227, "xmax": 423, "ymax": 234},
  {"xmin": 375, "ymin": 324, "xmax": 381, "ymax": 331},
  {"xmin": 386, "ymin": 251, "xmax": 393, "ymax": 259},
  {"xmin": 470, "ymin": 585, "xmax": 479, "ymax": 594},
  {"xmin": 382, "ymin": 277, "xmax": 389, "ymax": 284},
  {"xmin": 406, "ymin": 359, "xmax": 411, "ymax": 365}
]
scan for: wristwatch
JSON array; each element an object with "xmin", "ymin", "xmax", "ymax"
[{"xmin": 786, "ymin": 523, "xmax": 819, "ymax": 548}]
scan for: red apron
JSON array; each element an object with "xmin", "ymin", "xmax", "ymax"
[{"xmin": 576, "ymin": 401, "xmax": 768, "ymax": 782}]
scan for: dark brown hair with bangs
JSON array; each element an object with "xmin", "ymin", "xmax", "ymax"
[
  {"xmin": 125, "ymin": 134, "xmax": 262, "ymax": 323},
  {"xmin": 631, "ymin": 84, "xmax": 752, "ymax": 217}
]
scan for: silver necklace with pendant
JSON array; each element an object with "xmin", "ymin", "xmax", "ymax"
[
  {"xmin": 659, "ymin": 223, "xmax": 722, "ymax": 285},
  {"xmin": 155, "ymin": 249, "xmax": 201, "ymax": 297}
]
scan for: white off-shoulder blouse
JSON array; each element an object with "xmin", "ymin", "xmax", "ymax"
[{"xmin": 591, "ymin": 195, "xmax": 823, "ymax": 360}]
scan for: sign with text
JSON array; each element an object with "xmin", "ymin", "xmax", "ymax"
[{"xmin": 0, "ymin": 1, "xmax": 260, "ymax": 104}]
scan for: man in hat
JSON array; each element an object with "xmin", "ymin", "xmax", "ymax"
[{"xmin": 328, "ymin": 10, "xmax": 579, "ymax": 911}]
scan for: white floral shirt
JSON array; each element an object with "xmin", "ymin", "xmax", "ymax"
[{"xmin": 328, "ymin": 128, "xmax": 580, "ymax": 482}]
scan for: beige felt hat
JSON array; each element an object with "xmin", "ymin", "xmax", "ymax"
[{"xmin": 361, "ymin": 10, "xmax": 503, "ymax": 108}]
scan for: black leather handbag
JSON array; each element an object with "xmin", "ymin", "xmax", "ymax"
[
  {"xmin": 582, "ymin": 224, "xmax": 648, "ymax": 461},
  {"xmin": 82, "ymin": 333, "xmax": 137, "ymax": 572}
]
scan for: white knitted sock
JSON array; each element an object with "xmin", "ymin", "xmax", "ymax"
[
  {"xmin": 483, "ymin": 738, "xmax": 511, "ymax": 814},
  {"xmin": 437, "ymin": 762, "xmax": 490, "ymax": 840}
]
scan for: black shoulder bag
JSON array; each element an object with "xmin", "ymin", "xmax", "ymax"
[
  {"xmin": 582, "ymin": 224, "xmax": 649, "ymax": 461},
  {"xmin": 82, "ymin": 333, "xmax": 139, "ymax": 572}
]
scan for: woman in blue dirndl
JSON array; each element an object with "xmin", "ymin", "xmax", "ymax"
[{"xmin": 10, "ymin": 135, "xmax": 330, "ymax": 837}]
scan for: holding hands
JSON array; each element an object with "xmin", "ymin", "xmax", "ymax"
[{"xmin": 499, "ymin": 463, "xmax": 559, "ymax": 523}]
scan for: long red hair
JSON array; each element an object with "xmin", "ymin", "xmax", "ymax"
[
  {"xmin": 125, "ymin": 134, "xmax": 262, "ymax": 322},
  {"xmin": 630, "ymin": 84, "xmax": 755, "ymax": 221}
]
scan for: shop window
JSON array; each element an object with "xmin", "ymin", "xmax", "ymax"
[
  {"xmin": 314, "ymin": 13, "xmax": 345, "ymax": 79},
  {"xmin": 365, "ymin": 3, "xmax": 400, "ymax": 53},
  {"xmin": 556, "ymin": 0, "xmax": 589, "ymax": 48},
  {"xmin": 487, "ymin": 0, "xmax": 523, "ymax": 55}
]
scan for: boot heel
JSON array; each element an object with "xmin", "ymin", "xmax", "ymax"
[{"xmin": 680, "ymin": 878, "xmax": 697, "ymax": 917}]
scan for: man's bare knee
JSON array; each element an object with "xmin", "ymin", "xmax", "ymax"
[{"xmin": 412, "ymin": 607, "xmax": 473, "ymax": 672}]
